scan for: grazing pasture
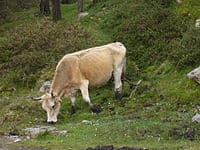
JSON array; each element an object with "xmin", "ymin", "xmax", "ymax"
[{"xmin": 0, "ymin": 0, "xmax": 200, "ymax": 149}]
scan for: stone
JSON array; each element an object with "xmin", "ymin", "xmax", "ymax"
[
  {"xmin": 4, "ymin": 135, "xmax": 23, "ymax": 143},
  {"xmin": 23, "ymin": 125, "xmax": 56, "ymax": 138},
  {"xmin": 195, "ymin": 19, "xmax": 200, "ymax": 28},
  {"xmin": 187, "ymin": 66, "xmax": 200, "ymax": 84},
  {"xmin": 78, "ymin": 12, "xmax": 89, "ymax": 19},
  {"xmin": 82, "ymin": 120, "xmax": 92, "ymax": 124},
  {"xmin": 23, "ymin": 125, "xmax": 69, "ymax": 138},
  {"xmin": 192, "ymin": 113, "xmax": 200, "ymax": 123},
  {"xmin": 176, "ymin": 0, "xmax": 182, "ymax": 3}
]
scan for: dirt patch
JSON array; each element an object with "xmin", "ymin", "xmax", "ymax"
[
  {"xmin": 0, "ymin": 136, "xmax": 48, "ymax": 150},
  {"xmin": 86, "ymin": 145, "xmax": 147, "ymax": 150},
  {"xmin": 0, "ymin": 125, "xmax": 69, "ymax": 150}
]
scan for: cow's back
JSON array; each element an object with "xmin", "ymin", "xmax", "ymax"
[
  {"xmin": 79, "ymin": 49, "xmax": 113, "ymax": 87},
  {"xmin": 56, "ymin": 42, "xmax": 126, "ymax": 87}
]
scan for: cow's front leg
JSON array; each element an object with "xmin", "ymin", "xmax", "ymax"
[{"xmin": 80, "ymin": 80, "xmax": 102, "ymax": 113}]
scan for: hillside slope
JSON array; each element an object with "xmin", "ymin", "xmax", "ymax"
[{"xmin": 0, "ymin": 0, "xmax": 200, "ymax": 149}]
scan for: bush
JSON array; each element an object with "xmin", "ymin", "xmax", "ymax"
[
  {"xmin": 0, "ymin": 0, "xmax": 10, "ymax": 21},
  {"xmin": 0, "ymin": 0, "xmax": 38, "ymax": 22},
  {"xmin": 99, "ymin": 0, "xmax": 200, "ymax": 68},
  {"xmin": 0, "ymin": 18, "xmax": 96, "ymax": 88}
]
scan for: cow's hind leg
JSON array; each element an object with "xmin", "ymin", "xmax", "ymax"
[
  {"xmin": 69, "ymin": 96, "xmax": 77, "ymax": 115},
  {"xmin": 80, "ymin": 80, "xmax": 93, "ymax": 107},
  {"xmin": 80, "ymin": 80, "xmax": 102, "ymax": 113},
  {"xmin": 113, "ymin": 62, "xmax": 124, "ymax": 100}
]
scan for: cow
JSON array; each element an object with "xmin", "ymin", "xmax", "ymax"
[{"xmin": 32, "ymin": 42, "xmax": 126, "ymax": 123}]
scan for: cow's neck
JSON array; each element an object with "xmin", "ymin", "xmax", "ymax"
[{"xmin": 50, "ymin": 83, "xmax": 69, "ymax": 98}]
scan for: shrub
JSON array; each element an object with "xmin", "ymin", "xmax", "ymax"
[
  {"xmin": 99, "ymin": 0, "xmax": 200, "ymax": 68},
  {"xmin": 0, "ymin": 18, "xmax": 96, "ymax": 88},
  {"xmin": 0, "ymin": 0, "xmax": 38, "ymax": 22}
]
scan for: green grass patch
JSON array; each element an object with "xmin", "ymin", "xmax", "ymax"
[
  {"xmin": 0, "ymin": 0, "xmax": 200, "ymax": 149},
  {"xmin": 174, "ymin": 0, "xmax": 200, "ymax": 18},
  {"xmin": 22, "ymin": 116, "xmax": 200, "ymax": 150}
]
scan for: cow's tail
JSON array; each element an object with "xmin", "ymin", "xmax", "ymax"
[{"xmin": 122, "ymin": 57, "xmax": 126, "ymax": 82}]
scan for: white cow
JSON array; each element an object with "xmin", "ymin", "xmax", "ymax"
[{"xmin": 32, "ymin": 42, "xmax": 126, "ymax": 123}]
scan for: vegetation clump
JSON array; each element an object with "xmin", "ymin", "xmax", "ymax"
[
  {"xmin": 96, "ymin": 0, "xmax": 200, "ymax": 68},
  {"xmin": 0, "ymin": 0, "xmax": 200, "ymax": 149},
  {"xmin": 0, "ymin": 0, "xmax": 38, "ymax": 22},
  {"xmin": 0, "ymin": 18, "xmax": 96, "ymax": 88}
]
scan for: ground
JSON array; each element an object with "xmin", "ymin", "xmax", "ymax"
[{"xmin": 0, "ymin": 0, "xmax": 200, "ymax": 150}]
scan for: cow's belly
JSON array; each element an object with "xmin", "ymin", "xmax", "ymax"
[{"xmin": 79, "ymin": 52, "xmax": 113, "ymax": 87}]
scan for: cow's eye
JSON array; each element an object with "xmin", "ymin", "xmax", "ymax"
[{"xmin": 52, "ymin": 105, "xmax": 55, "ymax": 109}]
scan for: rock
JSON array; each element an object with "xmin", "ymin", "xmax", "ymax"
[
  {"xmin": 187, "ymin": 66, "xmax": 200, "ymax": 84},
  {"xmin": 82, "ymin": 120, "xmax": 92, "ymax": 124},
  {"xmin": 39, "ymin": 81, "xmax": 51, "ymax": 93},
  {"xmin": 14, "ymin": 138, "xmax": 22, "ymax": 143},
  {"xmin": 176, "ymin": 0, "xmax": 182, "ymax": 3},
  {"xmin": 4, "ymin": 135, "xmax": 24, "ymax": 143},
  {"xmin": 78, "ymin": 12, "xmax": 89, "ymax": 19},
  {"xmin": 195, "ymin": 19, "xmax": 200, "ymax": 28},
  {"xmin": 0, "ymin": 135, "xmax": 48, "ymax": 149},
  {"xmin": 23, "ymin": 125, "xmax": 56, "ymax": 138},
  {"xmin": 192, "ymin": 113, "xmax": 200, "ymax": 123},
  {"xmin": 23, "ymin": 125, "xmax": 69, "ymax": 138}
]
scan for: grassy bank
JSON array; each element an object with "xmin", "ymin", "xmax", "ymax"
[{"xmin": 0, "ymin": 0, "xmax": 200, "ymax": 149}]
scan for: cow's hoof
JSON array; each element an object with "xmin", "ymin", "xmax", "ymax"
[
  {"xmin": 70, "ymin": 105, "xmax": 77, "ymax": 115},
  {"xmin": 47, "ymin": 121, "xmax": 56, "ymax": 124},
  {"xmin": 115, "ymin": 90, "xmax": 122, "ymax": 100},
  {"xmin": 91, "ymin": 105, "xmax": 102, "ymax": 114}
]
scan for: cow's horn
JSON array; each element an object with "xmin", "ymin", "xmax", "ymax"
[{"xmin": 31, "ymin": 96, "xmax": 42, "ymax": 101}]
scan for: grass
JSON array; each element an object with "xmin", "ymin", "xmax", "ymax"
[
  {"xmin": 1, "ymin": 63, "xmax": 199, "ymax": 149},
  {"xmin": 22, "ymin": 117, "xmax": 200, "ymax": 150},
  {"xmin": 174, "ymin": 0, "xmax": 200, "ymax": 18},
  {"xmin": 0, "ymin": 0, "xmax": 200, "ymax": 149},
  {"xmin": 0, "ymin": 7, "xmax": 39, "ymax": 36}
]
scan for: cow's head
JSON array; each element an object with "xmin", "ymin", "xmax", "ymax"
[{"xmin": 32, "ymin": 93, "xmax": 61, "ymax": 123}]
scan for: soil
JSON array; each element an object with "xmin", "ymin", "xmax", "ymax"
[
  {"xmin": 0, "ymin": 125, "xmax": 68, "ymax": 150},
  {"xmin": 0, "ymin": 136, "xmax": 48, "ymax": 150}
]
